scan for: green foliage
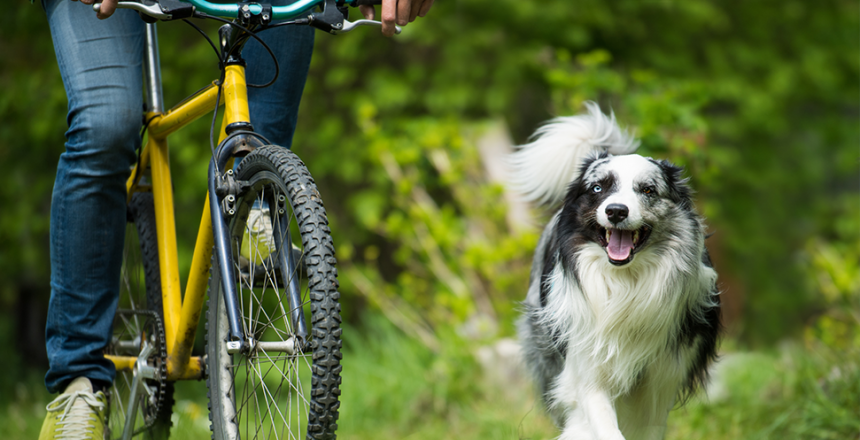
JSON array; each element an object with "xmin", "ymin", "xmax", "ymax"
[
  {"xmin": 1, "ymin": 314, "xmax": 857, "ymax": 439},
  {"xmin": 292, "ymin": 0, "xmax": 859, "ymax": 343},
  {"xmin": 327, "ymin": 115, "xmax": 538, "ymax": 339},
  {"xmin": 0, "ymin": 318, "xmax": 53, "ymax": 440},
  {"xmin": 669, "ymin": 199, "xmax": 860, "ymax": 438},
  {"xmin": 0, "ymin": 7, "xmax": 67, "ymax": 297},
  {"xmin": 801, "ymin": 194, "xmax": 860, "ymax": 351},
  {"xmin": 1, "ymin": 2, "xmax": 858, "ymax": 436},
  {"xmin": 666, "ymin": 344, "xmax": 860, "ymax": 440},
  {"xmin": 337, "ymin": 315, "xmax": 557, "ymax": 439},
  {"xmin": 5, "ymin": 0, "xmax": 858, "ymax": 348}
]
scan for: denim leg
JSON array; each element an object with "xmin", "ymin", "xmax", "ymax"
[
  {"xmin": 43, "ymin": 0, "xmax": 144, "ymax": 394},
  {"xmin": 245, "ymin": 4, "xmax": 315, "ymax": 149},
  {"xmin": 42, "ymin": 0, "xmax": 311, "ymax": 394}
]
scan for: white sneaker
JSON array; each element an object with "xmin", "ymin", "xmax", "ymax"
[
  {"xmin": 241, "ymin": 206, "xmax": 276, "ymax": 263},
  {"xmin": 39, "ymin": 377, "xmax": 107, "ymax": 440}
]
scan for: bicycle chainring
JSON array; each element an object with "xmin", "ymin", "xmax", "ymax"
[{"xmin": 112, "ymin": 309, "xmax": 169, "ymax": 434}]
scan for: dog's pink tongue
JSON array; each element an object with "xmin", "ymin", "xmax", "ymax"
[{"xmin": 607, "ymin": 229, "xmax": 634, "ymax": 261}]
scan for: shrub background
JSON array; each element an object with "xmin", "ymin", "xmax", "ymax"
[{"xmin": 0, "ymin": 0, "xmax": 857, "ymax": 438}]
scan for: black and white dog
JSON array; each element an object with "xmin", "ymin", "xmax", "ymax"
[{"xmin": 511, "ymin": 103, "xmax": 720, "ymax": 440}]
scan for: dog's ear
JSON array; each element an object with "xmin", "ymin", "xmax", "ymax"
[
  {"xmin": 655, "ymin": 159, "xmax": 693, "ymax": 210},
  {"xmin": 563, "ymin": 151, "xmax": 610, "ymax": 205},
  {"xmin": 578, "ymin": 151, "xmax": 610, "ymax": 181}
]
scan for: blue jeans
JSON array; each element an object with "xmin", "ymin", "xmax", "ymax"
[{"xmin": 42, "ymin": 0, "xmax": 314, "ymax": 394}]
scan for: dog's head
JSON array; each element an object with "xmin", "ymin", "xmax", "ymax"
[{"xmin": 562, "ymin": 153, "xmax": 693, "ymax": 266}]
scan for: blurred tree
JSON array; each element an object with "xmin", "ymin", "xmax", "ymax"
[
  {"xmin": 293, "ymin": 0, "xmax": 859, "ymax": 344},
  {"xmin": 1, "ymin": 0, "xmax": 857, "ymax": 369}
]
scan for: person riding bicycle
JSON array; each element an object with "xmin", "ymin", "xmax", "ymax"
[{"xmin": 38, "ymin": 0, "xmax": 433, "ymax": 438}]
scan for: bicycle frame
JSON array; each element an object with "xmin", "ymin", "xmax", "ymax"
[{"xmin": 104, "ymin": 21, "xmax": 261, "ymax": 382}]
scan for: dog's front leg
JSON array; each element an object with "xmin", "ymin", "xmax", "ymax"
[
  {"xmin": 560, "ymin": 390, "xmax": 625, "ymax": 440},
  {"xmin": 583, "ymin": 390, "xmax": 626, "ymax": 440}
]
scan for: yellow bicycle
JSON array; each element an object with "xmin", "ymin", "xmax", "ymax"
[{"xmin": 99, "ymin": 0, "xmax": 395, "ymax": 437}]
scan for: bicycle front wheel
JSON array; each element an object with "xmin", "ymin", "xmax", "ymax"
[{"xmin": 206, "ymin": 146, "xmax": 342, "ymax": 440}]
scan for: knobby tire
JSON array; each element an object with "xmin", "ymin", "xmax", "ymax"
[{"xmin": 206, "ymin": 146, "xmax": 342, "ymax": 440}]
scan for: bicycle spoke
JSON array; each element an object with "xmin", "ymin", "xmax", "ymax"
[
  {"xmin": 235, "ymin": 357, "xmax": 288, "ymax": 439},
  {"xmin": 270, "ymin": 209, "xmax": 293, "ymax": 337},
  {"xmin": 250, "ymin": 361, "xmax": 286, "ymax": 439},
  {"xmin": 111, "ymin": 194, "xmax": 173, "ymax": 439},
  {"xmin": 209, "ymin": 148, "xmax": 340, "ymax": 440}
]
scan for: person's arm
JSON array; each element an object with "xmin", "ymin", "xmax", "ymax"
[{"xmin": 360, "ymin": 0, "xmax": 433, "ymax": 37}]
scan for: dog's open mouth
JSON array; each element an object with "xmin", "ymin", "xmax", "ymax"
[{"xmin": 596, "ymin": 226, "xmax": 652, "ymax": 265}]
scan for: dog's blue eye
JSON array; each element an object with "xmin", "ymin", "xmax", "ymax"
[{"xmin": 592, "ymin": 185, "xmax": 602, "ymax": 193}]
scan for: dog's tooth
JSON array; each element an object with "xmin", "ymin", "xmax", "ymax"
[
  {"xmin": 633, "ymin": 230, "xmax": 639, "ymax": 244},
  {"xmin": 606, "ymin": 229, "xmax": 611, "ymax": 243}
]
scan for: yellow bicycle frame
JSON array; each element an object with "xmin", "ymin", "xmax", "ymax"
[{"xmin": 105, "ymin": 64, "xmax": 251, "ymax": 381}]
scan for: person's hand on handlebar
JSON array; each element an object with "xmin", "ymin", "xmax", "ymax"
[
  {"xmin": 85, "ymin": 0, "xmax": 433, "ymax": 31},
  {"xmin": 78, "ymin": 0, "xmax": 118, "ymax": 19},
  {"xmin": 360, "ymin": 0, "xmax": 433, "ymax": 37}
]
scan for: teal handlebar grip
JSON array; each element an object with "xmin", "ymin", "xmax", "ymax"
[{"xmin": 186, "ymin": 0, "xmax": 321, "ymax": 19}]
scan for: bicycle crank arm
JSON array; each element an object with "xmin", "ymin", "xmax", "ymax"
[{"xmin": 120, "ymin": 341, "xmax": 159, "ymax": 440}]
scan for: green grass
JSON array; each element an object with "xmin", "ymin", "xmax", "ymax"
[
  {"xmin": 667, "ymin": 345, "xmax": 860, "ymax": 440},
  {"xmin": 336, "ymin": 317, "xmax": 556, "ymax": 439},
  {"xmin": 0, "ymin": 370, "xmax": 53, "ymax": 439},
  {"xmin": 4, "ymin": 318, "xmax": 858, "ymax": 439}
]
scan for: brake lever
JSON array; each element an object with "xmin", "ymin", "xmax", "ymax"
[
  {"xmin": 336, "ymin": 18, "xmax": 401, "ymax": 35},
  {"xmin": 93, "ymin": 0, "xmax": 166, "ymax": 18},
  {"xmin": 93, "ymin": 0, "xmax": 194, "ymax": 20}
]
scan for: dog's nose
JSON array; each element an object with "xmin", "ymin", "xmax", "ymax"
[{"xmin": 605, "ymin": 204, "xmax": 629, "ymax": 224}]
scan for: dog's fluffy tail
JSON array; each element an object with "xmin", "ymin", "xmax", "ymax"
[{"xmin": 508, "ymin": 102, "xmax": 640, "ymax": 207}]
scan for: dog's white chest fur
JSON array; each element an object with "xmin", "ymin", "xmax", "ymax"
[{"xmin": 538, "ymin": 243, "xmax": 715, "ymax": 439}]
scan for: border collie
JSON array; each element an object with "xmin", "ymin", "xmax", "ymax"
[{"xmin": 511, "ymin": 103, "xmax": 720, "ymax": 440}]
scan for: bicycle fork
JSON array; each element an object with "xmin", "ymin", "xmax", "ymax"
[
  {"xmin": 208, "ymin": 161, "xmax": 310, "ymax": 354},
  {"xmin": 207, "ymin": 105, "xmax": 309, "ymax": 356}
]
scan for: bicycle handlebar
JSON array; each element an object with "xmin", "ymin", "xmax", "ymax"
[
  {"xmin": 189, "ymin": 0, "xmax": 321, "ymax": 20},
  {"xmin": 94, "ymin": 0, "xmax": 399, "ymax": 34}
]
